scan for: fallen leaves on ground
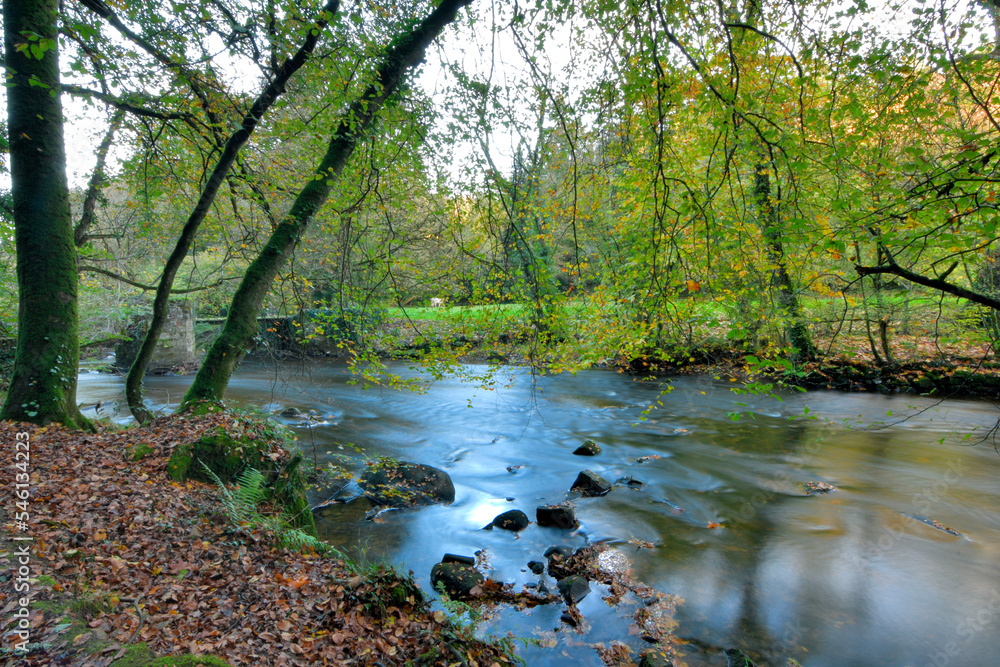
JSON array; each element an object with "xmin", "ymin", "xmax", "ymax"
[{"xmin": 0, "ymin": 417, "xmax": 517, "ymax": 666}]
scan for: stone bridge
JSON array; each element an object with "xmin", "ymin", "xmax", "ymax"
[{"xmin": 115, "ymin": 305, "xmax": 300, "ymax": 374}]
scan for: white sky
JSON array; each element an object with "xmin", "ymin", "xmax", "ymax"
[{"xmin": 8, "ymin": 0, "xmax": 994, "ymax": 192}]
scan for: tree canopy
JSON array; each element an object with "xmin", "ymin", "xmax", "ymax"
[{"xmin": 3, "ymin": 0, "xmax": 1000, "ymax": 424}]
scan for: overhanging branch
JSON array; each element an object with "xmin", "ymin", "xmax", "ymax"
[
  {"xmin": 80, "ymin": 265, "xmax": 239, "ymax": 293},
  {"xmin": 855, "ymin": 262, "xmax": 1000, "ymax": 310},
  {"xmin": 62, "ymin": 84, "xmax": 196, "ymax": 121}
]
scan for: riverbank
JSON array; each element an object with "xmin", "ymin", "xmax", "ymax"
[
  {"xmin": 371, "ymin": 317, "xmax": 1000, "ymax": 401},
  {"xmin": 0, "ymin": 417, "xmax": 520, "ymax": 666}
]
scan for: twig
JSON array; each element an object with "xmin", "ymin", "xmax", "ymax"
[{"xmin": 112, "ymin": 591, "xmax": 147, "ymax": 660}]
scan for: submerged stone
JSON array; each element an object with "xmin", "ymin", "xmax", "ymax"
[
  {"xmin": 639, "ymin": 652, "xmax": 675, "ymax": 667},
  {"xmin": 725, "ymin": 649, "xmax": 760, "ymax": 667}
]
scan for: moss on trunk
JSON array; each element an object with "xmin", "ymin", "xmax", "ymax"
[{"xmin": 0, "ymin": 0, "xmax": 90, "ymax": 429}]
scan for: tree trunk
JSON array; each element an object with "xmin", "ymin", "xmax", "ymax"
[
  {"xmin": 0, "ymin": 0, "xmax": 90, "ymax": 428},
  {"xmin": 123, "ymin": 0, "xmax": 341, "ymax": 423},
  {"xmin": 754, "ymin": 160, "xmax": 817, "ymax": 360},
  {"xmin": 180, "ymin": 0, "xmax": 474, "ymax": 409}
]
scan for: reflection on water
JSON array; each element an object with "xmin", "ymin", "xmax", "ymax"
[{"xmin": 77, "ymin": 360, "xmax": 1000, "ymax": 666}]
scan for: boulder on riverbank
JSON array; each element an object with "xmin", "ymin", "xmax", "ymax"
[{"xmin": 359, "ymin": 460, "xmax": 455, "ymax": 508}]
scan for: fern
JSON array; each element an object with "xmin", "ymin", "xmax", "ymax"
[
  {"xmin": 273, "ymin": 523, "xmax": 334, "ymax": 554},
  {"xmin": 232, "ymin": 467, "xmax": 267, "ymax": 521},
  {"xmin": 198, "ymin": 460, "xmax": 336, "ymax": 554},
  {"xmin": 199, "ymin": 460, "xmax": 246, "ymax": 527}
]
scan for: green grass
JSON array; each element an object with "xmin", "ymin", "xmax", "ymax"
[
  {"xmin": 381, "ymin": 293, "xmax": 973, "ymax": 331},
  {"xmin": 384, "ymin": 303, "xmax": 525, "ymax": 321},
  {"xmin": 377, "ymin": 288, "xmax": 992, "ymax": 360}
]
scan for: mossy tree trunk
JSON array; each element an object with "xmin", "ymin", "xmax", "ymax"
[
  {"xmin": 180, "ymin": 0, "xmax": 474, "ymax": 408},
  {"xmin": 0, "ymin": 0, "xmax": 90, "ymax": 428},
  {"xmin": 754, "ymin": 158, "xmax": 817, "ymax": 361},
  {"xmin": 123, "ymin": 0, "xmax": 341, "ymax": 423}
]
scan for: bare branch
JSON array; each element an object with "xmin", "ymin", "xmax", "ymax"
[
  {"xmin": 80, "ymin": 265, "xmax": 239, "ymax": 293},
  {"xmin": 855, "ymin": 260, "xmax": 1000, "ymax": 310}
]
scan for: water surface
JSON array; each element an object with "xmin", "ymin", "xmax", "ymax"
[{"xmin": 77, "ymin": 360, "xmax": 1000, "ymax": 666}]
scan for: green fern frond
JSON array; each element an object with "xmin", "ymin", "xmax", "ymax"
[
  {"xmin": 200, "ymin": 460, "xmax": 333, "ymax": 554},
  {"xmin": 233, "ymin": 467, "xmax": 267, "ymax": 517},
  {"xmin": 199, "ymin": 460, "xmax": 245, "ymax": 526}
]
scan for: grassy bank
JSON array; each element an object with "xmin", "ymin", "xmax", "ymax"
[{"xmin": 369, "ymin": 292, "xmax": 1000, "ymax": 399}]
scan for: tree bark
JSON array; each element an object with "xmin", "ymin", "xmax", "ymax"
[
  {"xmin": 0, "ymin": 0, "xmax": 90, "ymax": 428},
  {"xmin": 124, "ymin": 0, "xmax": 341, "ymax": 423},
  {"xmin": 181, "ymin": 0, "xmax": 475, "ymax": 408}
]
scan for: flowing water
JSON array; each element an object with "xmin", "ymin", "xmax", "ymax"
[{"xmin": 78, "ymin": 359, "xmax": 1000, "ymax": 666}]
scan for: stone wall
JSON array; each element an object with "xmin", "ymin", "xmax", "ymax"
[{"xmin": 115, "ymin": 300, "xmax": 199, "ymax": 373}]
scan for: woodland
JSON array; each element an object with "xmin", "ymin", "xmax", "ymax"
[
  {"xmin": 3, "ymin": 0, "xmax": 1000, "ymax": 426},
  {"xmin": 2, "ymin": 0, "xmax": 1000, "ymax": 664}
]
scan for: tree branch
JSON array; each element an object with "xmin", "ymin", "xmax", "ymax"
[
  {"xmin": 61, "ymin": 84, "xmax": 196, "ymax": 121},
  {"xmin": 80, "ymin": 265, "xmax": 239, "ymax": 293},
  {"xmin": 76, "ymin": 108, "xmax": 124, "ymax": 246},
  {"xmin": 855, "ymin": 261, "xmax": 1000, "ymax": 310},
  {"xmin": 77, "ymin": 0, "xmax": 228, "ymax": 146}
]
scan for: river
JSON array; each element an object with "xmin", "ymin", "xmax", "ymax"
[{"xmin": 77, "ymin": 359, "xmax": 1000, "ymax": 666}]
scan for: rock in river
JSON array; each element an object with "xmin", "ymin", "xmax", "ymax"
[
  {"xmin": 536, "ymin": 503, "xmax": 579, "ymax": 529},
  {"xmin": 359, "ymin": 461, "xmax": 455, "ymax": 508},
  {"xmin": 430, "ymin": 561, "xmax": 485, "ymax": 600},
  {"xmin": 491, "ymin": 509, "xmax": 529, "ymax": 531},
  {"xmin": 571, "ymin": 470, "xmax": 612, "ymax": 497},
  {"xmin": 556, "ymin": 575, "xmax": 591, "ymax": 605},
  {"xmin": 573, "ymin": 439, "xmax": 601, "ymax": 456}
]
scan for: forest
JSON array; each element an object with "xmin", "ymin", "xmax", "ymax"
[
  {"xmin": 3, "ymin": 0, "xmax": 1000, "ymax": 665},
  {"xmin": 3, "ymin": 0, "xmax": 1000, "ymax": 425}
]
